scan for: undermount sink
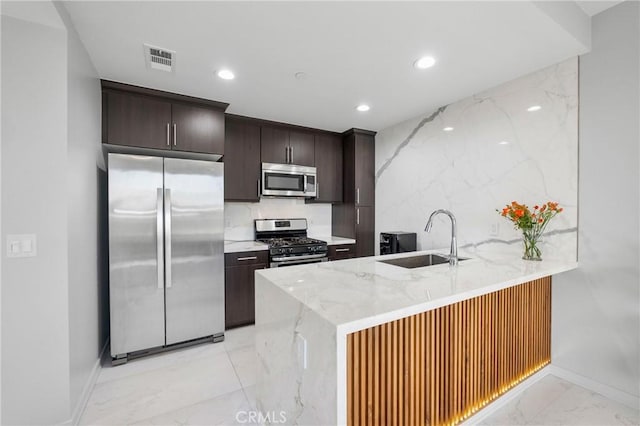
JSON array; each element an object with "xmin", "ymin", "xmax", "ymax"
[{"xmin": 379, "ymin": 253, "xmax": 468, "ymax": 269}]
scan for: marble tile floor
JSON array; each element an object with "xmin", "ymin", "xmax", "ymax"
[
  {"xmin": 480, "ymin": 374, "xmax": 639, "ymax": 426},
  {"xmin": 80, "ymin": 325, "xmax": 259, "ymax": 425},
  {"xmin": 81, "ymin": 325, "xmax": 639, "ymax": 425}
]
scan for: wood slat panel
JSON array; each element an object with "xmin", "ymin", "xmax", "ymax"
[{"xmin": 347, "ymin": 277, "xmax": 552, "ymax": 426}]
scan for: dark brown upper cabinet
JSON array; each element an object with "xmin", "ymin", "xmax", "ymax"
[
  {"xmin": 260, "ymin": 125, "xmax": 314, "ymax": 166},
  {"xmin": 332, "ymin": 128, "xmax": 376, "ymax": 257},
  {"xmin": 308, "ymin": 132, "xmax": 343, "ymax": 203},
  {"xmin": 172, "ymin": 103, "xmax": 224, "ymax": 154},
  {"xmin": 224, "ymin": 117, "xmax": 261, "ymax": 202},
  {"xmin": 343, "ymin": 130, "xmax": 375, "ymax": 207},
  {"xmin": 104, "ymin": 90, "xmax": 172, "ymax": 150},
  {"xmin": 102, "ymin": 80, "xmax": 228, "ymax": 155},
  {"xmin": 260, "ymin": 126, "xmax": 290, "ymax": 164},
  {"xmin": 288, "ymin": 130, "xmax": 315, "ymax": 166}
]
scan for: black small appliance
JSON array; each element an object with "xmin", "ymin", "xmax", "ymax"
[{"xmin": 380, "ymin": 232, "xmax": 417, "ymax": 254}]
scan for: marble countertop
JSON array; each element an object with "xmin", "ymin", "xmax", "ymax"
[
  {"xmin": 255, "ymin": 250, "xmax": 578, "ymax": 335},
  {"xmin": 308, "ymin": 235, "xmax": 356, "ymax": 246},
  {"xmin": 224, "ymin": 240, "xmax": 269, "ymax": 253},
  {"xmin": 224, "ymin": 236, "xmax": 356, "ymax": 253}
]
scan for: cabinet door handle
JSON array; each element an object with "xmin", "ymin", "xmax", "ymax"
[
  {"xmin": 316, "ymin": 181, "xmax": 319, "ymax": 198},
  {"xmin": 173, "ymin": 123, "xmax": 177, "ymax": 147},
  {"xmin": 237, "ymin": 256, "xmax": 258, "ymax": 261},
  {"xmin": 257, "ymin": 179, "xmax": 261, "ymax": 198},
  {"xmin": 356, "ymin": 188, "xmax": 360, "ymax": 204},
  {"xmin": 357, "ymin": 208, "xmax": 360, "ymax": 225},
  {"xmin": 285, "ymin": 146, "xmax": 289, "ymax": 163},
  {"xmin": 290, "ymin": 146, "xmax": 294, "ymax": 163},
  {"xmin": 166, "ymin": 123, "xmax": 170, "ymax": 146},
  {"xmin": 335, "ymin": 248, "xmax": 350, "ymax": 252}
]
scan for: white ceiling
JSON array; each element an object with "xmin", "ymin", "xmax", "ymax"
[{"xmin": 63, "ymin": 1, "xmax": 592, "ymax": 133}]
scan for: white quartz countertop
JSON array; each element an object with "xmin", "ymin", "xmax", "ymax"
[
  {"xmin": 256, "ymin": 250, "xmax": 578, "ymax": 335},
  {"xmin": 309, "ymin": 235, "xmax": 356, "ymax": 246},
  {"xmin": 224, "ymin": 240, "xmax": 269, "ymax": 253}
]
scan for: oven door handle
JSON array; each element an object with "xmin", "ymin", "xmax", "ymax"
[{"xmin": 271, "ymin": 253, "xmax": 328, "ymax": 262}]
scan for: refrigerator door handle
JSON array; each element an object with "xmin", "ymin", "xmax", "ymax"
[
  {"xmin": 164, "ymin": 188, "xmax": 172, "ymax": 288},
  {"xmin": 156, "ymin": 188, "xmax": 164, "ymax": 289}
]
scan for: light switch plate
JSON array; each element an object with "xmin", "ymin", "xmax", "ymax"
[{"xmin": 6, "ymin": 234, "xmax": 37, "ymax": 258}]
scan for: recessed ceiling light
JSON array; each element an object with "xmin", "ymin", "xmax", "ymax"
[
  {"xmin": 356, "ymin": 104, "xmax": 370, "ymax": 112},
  {"xmin": 216, "ymin": 69, "xmax": 235, "ymax": 80},
  {"xmin": 294, "ymin": 72, "xmax": 307, "ymax": 80},
  {"xmin": 527, "ymin": 105, "xmax": 542, "ymax": 112},
  {"xmin": 414, "ymin": 56, "xmax": 436, "ymax": 69},
  {"xmin": 443, "ymin": 126, "xmax": 454, "ymax": 132},
  {"xmin": 499, "ymin": 141, "xmax": 509, "ymax": 145}
]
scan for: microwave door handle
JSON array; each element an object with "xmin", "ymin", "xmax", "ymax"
[{"xmin": 304, "ymin": 174, "xmax": 308, "ymax": 193}]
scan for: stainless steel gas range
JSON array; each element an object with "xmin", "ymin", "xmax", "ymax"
[{"xmin": 255, "ymin": 218, "xmax": 328, "ymax": 268}]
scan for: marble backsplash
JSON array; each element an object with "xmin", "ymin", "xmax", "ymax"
[
  {"xmin": 375, "ymin": 58, "xmax": 578, "ymax": 260},
  {"xmin": 224, "ymin": 198, "xmax": 332, "ymax": 241}
]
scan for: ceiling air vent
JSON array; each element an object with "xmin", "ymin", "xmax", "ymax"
[{"xmin": 144, "ymin": 44, "xmax": 175, "ymax": 73}]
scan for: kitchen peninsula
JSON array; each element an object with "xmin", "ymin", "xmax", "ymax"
[{"xmin": 254, "ymin": 251, "xmax": 577, "ymax": 425}]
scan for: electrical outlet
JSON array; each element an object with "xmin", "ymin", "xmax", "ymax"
[
  {"xmin": 490, "ymin": 223, "xmax": 499, "ymax": 237},
  {"xmin": 6, "ymin": 234, "xmax": 37, "ymax": 258}
]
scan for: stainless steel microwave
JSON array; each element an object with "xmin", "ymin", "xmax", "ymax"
[{"xmin": 261, "ymin": 163, "xmax": 317, "ymax": 198}]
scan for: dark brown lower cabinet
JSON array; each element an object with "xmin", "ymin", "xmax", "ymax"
[
  {"xmin": 355, "ymin": 207, "xmax": 375, "ymax": 257},
  {"xmin": 224, "ymin": 251, "xmax": 268, "ymax": 329},
  {"xmin": 332, "ymin": 205, "xmax": 375, "ymax": 258},
  {"xmin": 328, "ymin": 244, "xmax": 356, "ymax": 261}
]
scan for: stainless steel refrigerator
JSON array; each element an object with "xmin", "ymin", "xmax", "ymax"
[{"xmin": 108, "ymin": 153, "xmax": 224, "ymax": 364}]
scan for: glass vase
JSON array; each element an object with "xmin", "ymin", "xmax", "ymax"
[{"xmin": 522, "ymin": 230, "xmax": 542, "ymax": 261}]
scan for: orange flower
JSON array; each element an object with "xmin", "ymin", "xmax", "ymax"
[
  {"xmin": 540, "ymin": 205, "xmax": 547, "ymax": 212},
  {"xmin": 515, "ymin": 209, "xmax": 524, "ymax": 217},
  {"xmin": 502, "ymin": 207, "xmax": 509, "ymax": 216},
  {"xmin": 534, "ymin": 205, "xmax": 539, "ymax": 210},
  {"xmin": 538, "ymin": 218, "xmax": 543, "ymax": 223}
]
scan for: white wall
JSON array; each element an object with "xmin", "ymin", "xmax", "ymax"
[
  {"xmin": 552, "ymin": 1, "xmax": 639, "ymax": 398},
  {"xmin": 57, "ymin": 2, "xmax": 104, "ymax": 419},
  {"xmin": 1, "ymin": 2, "xmax": 105, "ymax": 423},
  {"xmin": 1, "ymin": 14, "xmax": 71, "ymax": 424},
  {"xmin": 375, "ymin": 58, "xmax": 578, "ymax": 260}
]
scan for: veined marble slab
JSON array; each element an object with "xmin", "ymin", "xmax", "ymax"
[
  {"xmin": 255, "ymin": 251, "xmax": 577, "ymax": 425},
  {"xmin": 257, "ymin": 250, "xmax": 576, "ymax": 335},
  {"xmin": 375, "ymin": 58, "xmax": 578, "ymax": 260}
]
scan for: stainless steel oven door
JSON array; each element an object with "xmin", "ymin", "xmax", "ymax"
[{"xmin": 270, "ymin": 253, "xmax": 328, "ymax": 268}]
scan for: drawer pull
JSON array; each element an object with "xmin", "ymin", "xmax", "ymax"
[
  {"xmin": 335, "ymin": 248, "xmax": 350, "ymax": 252},
  {"xmin": 237, "ymin": 256, "xmax": 258, "ymax": 261}
]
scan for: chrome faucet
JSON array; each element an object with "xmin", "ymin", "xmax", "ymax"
[{"xmin": 424, "ymin": 209, "xmax": 458, "ymax": 266}]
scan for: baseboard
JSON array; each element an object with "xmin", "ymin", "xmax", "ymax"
[
  {"xmin": 65, "ymin": 338, "xmax": 109, "ymax": 426},
  {"xmin": 461, "ymin": 366, "xmax": 552, "ymax": 425},
  {"xmin": 547, "ymin": 364, "xmax": 640, "ymax": 411}
]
